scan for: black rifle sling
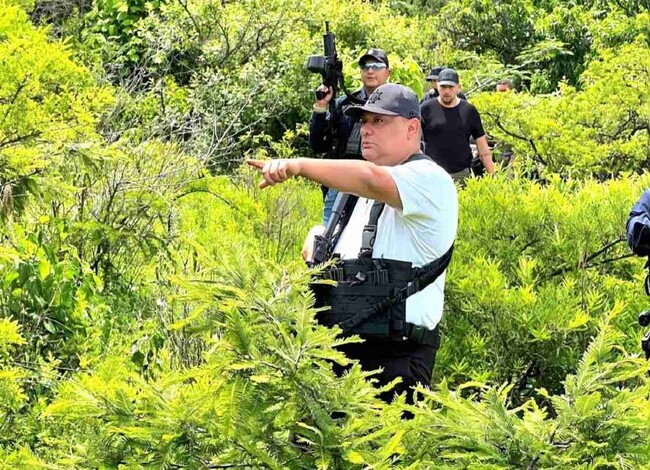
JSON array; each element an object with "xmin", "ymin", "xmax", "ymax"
[{"xmin": 330, "ymin": 194, "xmax": 358, "ymax": 248}]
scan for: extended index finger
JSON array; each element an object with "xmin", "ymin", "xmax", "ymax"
[{"xmin": 246, "ymin": 159, "xmax": 266, "ymax": 169}]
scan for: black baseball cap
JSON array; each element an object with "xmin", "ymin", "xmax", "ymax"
[
  {"xmin": 426, "ymin": 66, "xmax": 444, "ymax": 81},
  {"xmin": 343, "ymin": 83, "xmax": 420, "ymax": 120},
  {"xmin": 438, "ymin": 68, "xmax": 460, "ymax": 86},
  {"xmin": 358, "ymin": 48, "xmax": 389, "ymax": 68}
]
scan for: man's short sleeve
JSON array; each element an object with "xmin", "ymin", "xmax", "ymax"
[
  {"xmin": 385, "ymin": 159, "xmax": 457, "ymax": 220},
  {"xmin": 468, "ymin": 104, "xmax": 486, "ymax": 140}
]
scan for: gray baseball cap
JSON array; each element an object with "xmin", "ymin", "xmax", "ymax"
[
  {"xmin": 438, "ymin": 68, "xmax": 459, "ymax": 86},
  {"xmin": 343, "ymin": 83, "xmax": 421, "ymax": 120},
  {"xmin": 426, "ymin": 66, "xmax": 444, "ymax": 81}
]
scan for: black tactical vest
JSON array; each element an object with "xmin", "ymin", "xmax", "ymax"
[
  {"xmin": 331, "ymin": 90, "xmax": 365, "ymax": 160},
  {"xmin": 310, "ymin": 154, "xmax": 454, "ymax": 345}
]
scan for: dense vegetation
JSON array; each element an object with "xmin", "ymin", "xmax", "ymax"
[{"xmin": 1, "ymin": 0, "xmax": 650, "ymax": 467}]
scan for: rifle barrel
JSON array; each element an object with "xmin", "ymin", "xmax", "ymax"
[{"xmin": 323, "ymin": 192, "xmax": 349, "ymax": 239}]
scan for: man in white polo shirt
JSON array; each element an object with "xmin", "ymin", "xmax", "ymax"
[{"xmin": 248, "ymin": 83, "xmax": 458, "ymax": 403}]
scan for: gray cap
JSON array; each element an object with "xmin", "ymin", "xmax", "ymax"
[
  {"xmin": 426, "ymin": 66, "xmax": 444, "ymax": 81},
  {"xmin": 438, "ymin": 68, "xmax": 459, "ymax": 86},
  {"xmin": 343, "ymin": 83, "xmax": 421, "ymax": 120}
]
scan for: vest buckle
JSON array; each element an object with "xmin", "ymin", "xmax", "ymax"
[
  {"xmin": 406, "ymin": 279, "xmax": 420, "ymax": 297},
  {"xmin": 361, "ymin": 224, "xmax": 377, "ymax": 251}
]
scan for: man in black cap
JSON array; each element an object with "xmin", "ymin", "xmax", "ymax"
[
  {"xmin": 249, "ymin": 83, "xmax": 458, "ymax": 404},
  {"xmin": 421, "ymin": 68, "xmax": 494, "ymax": 184},
  {"xmin": 421, "ymin": 65, "xmax": 467, "ymax": 103},
  {"xmin": 309, "ymin": 48, "xmax": 390, "ymax": 225}
]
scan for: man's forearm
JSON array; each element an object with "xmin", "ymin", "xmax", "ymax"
[
  {"xmin": 309, "ymin": 112, "xmax": 330, "ymax": 154},
  {"xmin": 476, "ymin": 137, "xmax": 495, "ymax": 175},
  {"xmin": 296, "ymin": 158, "xmax": 388, "ymax": 200},
  {"xmin": 479, "ymin": 153, "xmax": 495, "ymax": 174},
  {"xmin": 246, "ymin": 157, "xmax": 401, "ymax": 208}
]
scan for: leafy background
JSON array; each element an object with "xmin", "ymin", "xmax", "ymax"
[{"xmin": 1, "ymin": 0, "xmax": 650, "ymax": 467}]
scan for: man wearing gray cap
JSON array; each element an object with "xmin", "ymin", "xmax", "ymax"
[
  {"xmin": 421, "ymin": 68, "xmax": 494, "ymax": 184},
  {"xmin": 248, "ymin": 83, "xmax": 458, "ymax": 403},
  {"xmin": 310, "ymin": 48, "xmax": 390, "ymax": 226}
]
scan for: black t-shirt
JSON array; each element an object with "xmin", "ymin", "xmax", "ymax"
[{"xmin": 421, "ymin": 98, "xmax": 485, "ymax": 173}]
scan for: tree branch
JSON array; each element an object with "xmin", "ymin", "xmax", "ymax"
[
  {"xmin": 548, "ymin": 238, "xmax": 632, "ymax": 279},
  {"xmin": 581, "ymin": 238, "xmax": 625, "ymax": 265},
  {"xmin": 488, "ymin": 114, "xmax": 546, "ymax": 165},
  {"xmin": 0, "ymin": 131, "xmax": 42, "ymax": 150},
  {"xmin": 176, "ymin": 0, "xmax": 203, "ymax": 41},
  {"xmin": 1, "ymin": 75, "xmax": 29, "ymax": 119}
]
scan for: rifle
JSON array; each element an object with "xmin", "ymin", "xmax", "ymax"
[
  {"xmin": 310, "ymin": 192, "xmax": 353, "ymax": 267},
  {"xmin": 306, "ymin": 21, "xmax": 345, "ymax": 118}
]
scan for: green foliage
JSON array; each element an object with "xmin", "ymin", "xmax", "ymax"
[
  {"xmin": 0, "ymin": 0, "xmax": 114, "ymax": 214},
  {"xmin": 0, "ymin": 224, "xmax": 106, "ymax": 371},
  {"xmin": 12, "ymin": 170, "xmax": 648, "ymax": 467},
  {"xmin": 1, "ymin": 0, "xmax": 650, "ymax": 466},
  {"xmin": 437, "ymin": 0, "xmax": 536, "ymax": 65},
  {"xmin": 471, "ymin": 42, "xmax": 650, "ymax": 177},
  {"xmin": 72, "ymin": 0, "xmax": 440, "ymax": 169},
  {"xmin": 52, "ymin": 139, "xmax": 200, "ymax": 280},
  {"xmin": 405, "ymin": 319, "xmax": 650, "ymax": 468},
  {"xmin": 0, "ymin": 319, "xmax": 27, "ymax": 414},
  {"xmin": 439, "ymin": 175, "xmax": 648, "ymax": 397},
  {"xmin": 591, "ymin": 10, "xmax": 650, "ymax": 50},
  {"xmin": 0, "ymin": 315, "xmax": 51, "ymax": 463},
  {"xmin": 42, "ymin": 266, "xmax": 400, "ymax": 468},
  {"xmin": 82, "ymin": 0, "xmax": 165, "ymax": 66},
  {"xmin": 531, "ymin": 4, "xmax": 593, "ymax": 88},
  {"xmin": 428, "ymin": 0, "xmax": 649, "ymax": 91}
]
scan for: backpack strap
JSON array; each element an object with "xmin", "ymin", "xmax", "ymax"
[{"xmin": 358, "ymin": 200, "xmax": 385, "ymax": 258}]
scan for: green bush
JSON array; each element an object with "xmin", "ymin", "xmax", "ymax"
[
  {"xmin": 1, "ymin": 0, "xmax": 650, "ymax": 466},
  {"xmin": 0, "ymin": 0, "xmax": 114, "ymax": 214},
  {"xmin": 439, "ymin": 175, "xmax": 648, "ymax": 398},
  {"xmin": 471, "ymin": 42, "xmax": 650, "ymax": 178},
  {"xmin": 0, "ymin": 224, "xmax": 106, "ymax": 372}
]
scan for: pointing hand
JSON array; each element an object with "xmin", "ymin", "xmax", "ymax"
[{"xmin": 246, "ymin": 159, "xmax": 301, "ymax": 189}]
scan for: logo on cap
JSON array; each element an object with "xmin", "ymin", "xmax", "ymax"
[{"xmin": 368, "ymin": 91, "xmax": 383, "ymax": 104}]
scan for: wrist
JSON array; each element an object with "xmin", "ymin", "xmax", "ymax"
[
  {"xmin": 313, "ymin": 103, "xmax": 327, "ymax": 113},
  {"xmin": 290, "ymin": 158, "xmax": 303, "ymax": 178}
]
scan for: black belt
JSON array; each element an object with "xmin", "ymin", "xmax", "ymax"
[{"xmin": 403, "ymin": 323, "xmax": 440, "ymax": 348}]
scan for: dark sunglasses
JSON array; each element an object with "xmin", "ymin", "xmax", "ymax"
[{"xmin": 360, "ymin": 62, "xmax": 387, "ymax": 71}]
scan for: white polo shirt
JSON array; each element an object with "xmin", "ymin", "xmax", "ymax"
[{"xmin": 333, "ymin": 158, "xmax": 458, "ymax": 330}]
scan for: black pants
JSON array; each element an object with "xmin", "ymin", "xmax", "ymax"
[{"xmin": 333, "ymin": 332, "xmax": 440, "ymax": 404}]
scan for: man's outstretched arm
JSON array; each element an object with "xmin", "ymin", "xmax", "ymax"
[{"xmin": 246, "ymin": 158, "xmax": 402, "ymax": 210}]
